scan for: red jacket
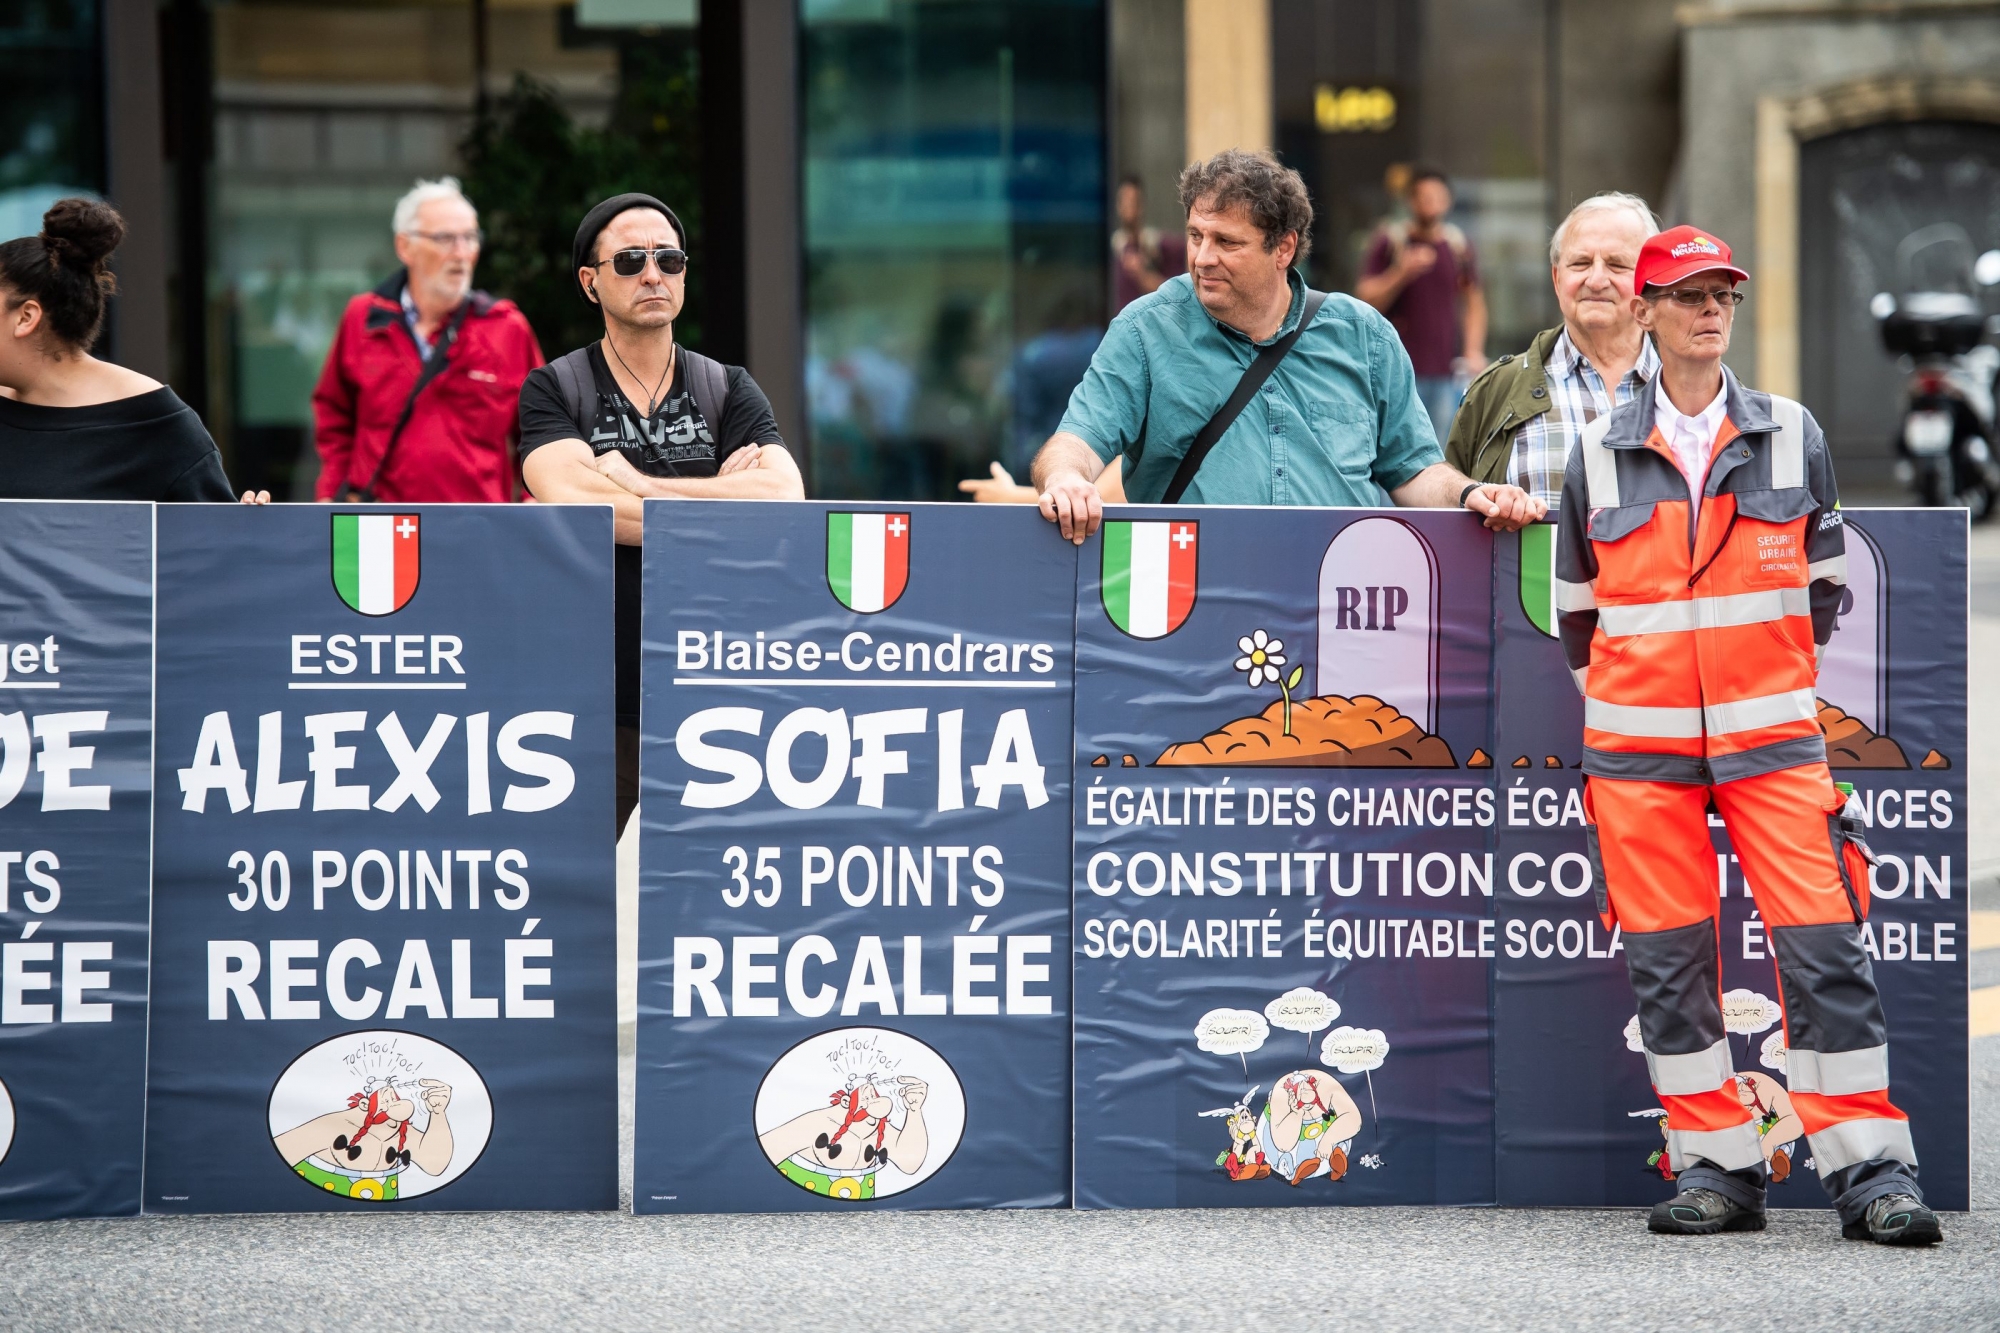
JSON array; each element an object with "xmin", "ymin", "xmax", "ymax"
[{"xmin": 313, "ymin": 273, "xmax": 544, "ymax": 502}]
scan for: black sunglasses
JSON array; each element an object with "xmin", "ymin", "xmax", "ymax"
[{"xmin": 596, "ymin": 247, "xmax": 689, "ymax": 277}]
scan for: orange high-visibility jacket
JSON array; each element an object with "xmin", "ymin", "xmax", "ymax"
[{"xmin": 1555, "ymin": 370, "xmax": 1847, "ymax": 784}]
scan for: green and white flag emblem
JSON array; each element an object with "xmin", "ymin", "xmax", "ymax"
[
  {"xmin": 332, "ymin": 513, "xmax": 422, "ymax": 616},
  {"xmin": 1101, "ymin": 519, "xmax": 1198, "ymax": 638},
  {"xmin": 826, "ymin": 512, "xmax": 910, "ymax": 613},
  {"xmin": 1519, "ymin": 523, "xmax": 1557, "ymax": 637}
]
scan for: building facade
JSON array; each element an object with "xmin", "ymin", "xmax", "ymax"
[{"xmin": 12, "ymin": 0, "xmax": 2000, "ymax": 497}]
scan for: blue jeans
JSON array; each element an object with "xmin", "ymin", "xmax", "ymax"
[{"xmin": 1415, "ymin": 375, "xmax": 1460, "ymax": 445}]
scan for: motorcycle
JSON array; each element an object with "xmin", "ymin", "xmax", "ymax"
[{"xmin": 1870, "ymin": 225, "xmax": 2000, "ymax": 519}]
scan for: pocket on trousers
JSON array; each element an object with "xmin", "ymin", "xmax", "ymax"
[
  {"xmin": 1824, "ymin": 808, "xmax": 1876, "ymax": 921},
  {"xmin": 1586, "ymin": 822, "xmax": 1613, "ymax": 925},
  {"xmin": 1583, "ymin": 780, "xmax": 1615, "ymax": 929}
]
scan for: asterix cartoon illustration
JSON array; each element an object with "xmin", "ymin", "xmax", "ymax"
[
  {"xmin": 1257, "ymin": 1069, "xmax": 1363, "ymax": 1186},
  {"xmin": 1201, "ymin": 1086, "xmax": 1271, "ymax": 1181},
  {"xmin": 272, "ymin": 1074, "xmax": 454, "ymax": 1200},
  {"xmin": 1736, "ymin": 1070, "xmax": 1804, "ymax": 1182},
  {"xmin": 759, "ymin": 1034, "xmax": 929, "ymax": 1200}
]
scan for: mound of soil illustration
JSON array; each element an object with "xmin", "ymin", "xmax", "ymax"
[
  {"xmin": 1817, "ymin": 699, "xmax": 1910, "ymax": 769},
  {"xmin": 1155, "ymin": 695, "xmax": 1457, "ymax": 768}
]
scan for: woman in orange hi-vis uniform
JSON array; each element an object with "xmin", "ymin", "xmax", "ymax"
[{"xmin": 1554, "ymin": 226, "xmax": 1939, "ymax": 1246}]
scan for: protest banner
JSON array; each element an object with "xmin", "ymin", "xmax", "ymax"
[
  {"xmin": 636, "ymin": 502, "xmax": 1075, "ymax": 1212},
  {"xmin": 144, "ymin": 505, "xmax": 617, "ymax": 1212},
  {"xmin": 1492, "ymin": 512, "xmax": 1970, "ymax": 1210},
  {"xmin": 1072, "ymin": 506, "xmax": 1499, "ymax": 1209},
  {"xmin": 0, "ymin": 502, "xmax": 153, "ymax": 1218}
]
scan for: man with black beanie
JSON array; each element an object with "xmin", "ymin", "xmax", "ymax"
[{"xmin": 519, "ymin": 193, "xmax": 802, "ymax": 836}]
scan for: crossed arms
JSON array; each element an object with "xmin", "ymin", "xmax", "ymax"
[{"xmin": 522, "ymin": 438, "xmax": 804, "ymax": 543}]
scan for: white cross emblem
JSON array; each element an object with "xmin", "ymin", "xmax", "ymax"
[
  {"xmin": 887, "ymin": 516, "xmax": 908, "ymax": 538},
  {"xmin": 395, "ymin": 519, "xmax": 418, "ymax": 540},
  {"xmin": 1171, "ymin": 525, "xmax": 1195, "ymax": 550}
]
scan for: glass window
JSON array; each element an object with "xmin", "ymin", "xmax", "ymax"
[
  {"xmin": 206, "ymin": 0, "xmax": 694, "ymax": 495},
  {"xmin": 1273, "ymin": 0, "xmax": 1553, "ymax": 356},
  {"xmin": 0, "ymin": 0, "xmax": 105, "ymax": 243},
  {"xmin": 802, "ymin": 0, "xmax": 1107, "ymax": 500}
]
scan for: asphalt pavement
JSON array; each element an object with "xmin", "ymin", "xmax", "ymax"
[{"xmin": 1, "ymin": 519, "xmax": 1995, "ymax": 1333}]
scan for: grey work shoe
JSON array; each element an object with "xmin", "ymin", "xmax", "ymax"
[
  {"xmin": 1841, "ymin": 1193, "xmax": 1942, "ymax": 1246},
  {"xmin": 1647, "ymin": 1185, "xmax": 1767, "ymax": 1235}
]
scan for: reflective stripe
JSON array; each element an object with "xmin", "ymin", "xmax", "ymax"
[
  {"xmin": 1584, "ymin": 697, "xmax": 1704, "ymax": 740},
  {"xmin": 1787, "ymin": 1044, "xmax": 1889, "ymax": 1096},
  {"xmin": 1668, "ymin": 1120, "xmax": 1765, "ymax": 1173},
  {"xmin": 1582, "ymin": 746, "xmax": 1711, "ymax": 783},
  {"xmin": 1554, "ymin": 577, "xmax": 1597, "ymax": 612},
  {"xmin": 1768, "ymin": 394, "xmax": 1805, "ymax": 489},
  {"xmin": 1815, "ymin": 641, "xmax": 1828, "ymax": 669},
  {"xmin": 1645, "ymin": 1037, "xmax": 1736, "ymax": 1096},
  {"xmin": 1704, "ymin": 687, "xmax": 1818, "ymax": 736},
  {"xmin": 1596, "ymin": 587, "xmax": 1811, "ymax": 637},
  {"xmin": 1570, "ymin": 666, "xmax": 1588, "ymax": 695},
  {"xmin": 1580, "ymin": 414, "xmax": 1619, "ymax": 508},
  {"xmin": 1808, "ymin": 554, "xmax": 1846, "ymax": 585},
  {"xmin": 1808, "ymin": 1116, "xmax": 1917, "ymax": 1176},
  {"xmin": 1584, "ymin": 696, "xmax": 1696, "ymax": 736}
]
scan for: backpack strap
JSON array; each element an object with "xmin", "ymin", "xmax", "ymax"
[
  {"xmin": 678, "ymin": 347, "xmax": 731, "ymax": 438},
  {"xmin": 551, "ymin": 347, "xmax": 596, "ymax": 441}
]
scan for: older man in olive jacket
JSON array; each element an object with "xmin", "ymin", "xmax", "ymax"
[{"xmin": 1445, "ymin": 193, "xmax": 1659, "ymax": 502}]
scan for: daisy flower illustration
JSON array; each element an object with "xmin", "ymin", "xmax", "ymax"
[{"xmin": 1235, "ymin": 629, "xmax": 1306, "ymax": 736}]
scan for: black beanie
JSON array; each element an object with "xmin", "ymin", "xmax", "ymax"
[{"xmin": 572, "ymin": 193, "xmax": 686, "ymax": 305}]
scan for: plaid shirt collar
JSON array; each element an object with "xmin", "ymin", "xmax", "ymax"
[{"xmin": 1545, "ymin": 328, "xmax": 1659, "ymax": 389}]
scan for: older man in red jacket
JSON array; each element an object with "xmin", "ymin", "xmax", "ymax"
[{"xmin": 313, "ymin": 178, "xmax": 543, "ymax": 502}]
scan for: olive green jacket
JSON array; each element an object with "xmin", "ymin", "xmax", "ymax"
[{"xmin": 1443, "ymin": 326, "xmax": 1562, "ymax": 485}]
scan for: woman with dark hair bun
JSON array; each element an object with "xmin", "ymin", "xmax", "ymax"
[{"xmin": 0, "ymin": 198, "xmax": 264, "ymax": 501}]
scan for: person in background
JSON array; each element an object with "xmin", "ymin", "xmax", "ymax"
[
  {"xmin": 1447, "ymin": 192, "xmax": 1661, "ymax": 502},
  {"xmin": 1356, "ymin": 167, "xmax": 1486, "ymax": 441},
  {"xmin": 0, "ymin": 198, "xmax": 261, "ymax": 502},
  {"xmin": 1111, "ymin": 174, "xmax": 1187, "ymax": 314},
  {"xmin": 518, "ymin": 192, "xmax": 802, "ymax": 837},
  {"xmin": 313, "ymin": 177, "xmax": 543, "ymax": 503},
  {"xmin": 1033, "ymin": 150, "xmax": 1540, "ymax": 540}
]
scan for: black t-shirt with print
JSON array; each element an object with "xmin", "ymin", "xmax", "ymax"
[{"xmin": 520, "ymin": 342, "xmax": 783, "ymax": 724}]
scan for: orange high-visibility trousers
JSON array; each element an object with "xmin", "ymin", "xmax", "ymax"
[{"xmin": 1586, "ymin": 760, "xmax": 1921, "ymax": 1218}]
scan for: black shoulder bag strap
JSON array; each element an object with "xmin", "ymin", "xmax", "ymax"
[
  {"xmin": 1162, "ymin": 289, "xmax": 1326, "ymax": 504},
  {"xmin": 339, "ymin": 299, "xmax": 474, "ymax": 503}
]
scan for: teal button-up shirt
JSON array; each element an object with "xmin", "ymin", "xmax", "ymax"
[{"xmin": 1058, "ymin": 270, "xmax": 1441, "ymax": 505}]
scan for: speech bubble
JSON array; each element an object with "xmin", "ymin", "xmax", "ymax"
[
  {"xmin": 1623, "ymin": 1014, "xmax": 1644, "ymax": 1053},
  {"xmin": 1194, "ymin": 1008, "xmax": 1270, "ymax": 1057},
  {"xmin": 1264, "ymin": 987, "xmax": 1339, "ymax": 1035},
  {"xmin": 1722, "ymin": 988, "xmax": 1782, "ymax": 1035},
  {"xmin": 1319, "ymin": 1026, "xmax": 1390, "ymax": 1073},
  {"xmin": 1760, "ymin": 1031, "xmax": 1788, "ymax": 1074}
]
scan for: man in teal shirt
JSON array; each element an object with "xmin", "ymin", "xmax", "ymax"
[{"xmin": 1035, "ymin": 150, "xmax": 1543, "ymax": 540}]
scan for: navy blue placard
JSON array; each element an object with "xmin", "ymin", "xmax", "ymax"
[
  {"xmin": 1491, "ymin": 512, "xmax": 1969, "ymax": 1210},
  {"xmin": 0, "ymin": 501, "xmax": 153, "ymax": 1218},
  {"xmin": 1072, "ymin": 506, "xmax": 1497, "ymax": 1209},
  {"xmin": 145, "ymin": 504, "xmax": 616, "ymax": 1213},
  {"xmin": 636, "ymin": 501, "xmax": 1076, "ymax": 1212}
]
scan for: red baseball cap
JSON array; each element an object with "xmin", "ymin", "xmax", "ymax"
[{"xmin": 1635, "ymin": 225, "xmax": 1749, "ymax": 291}]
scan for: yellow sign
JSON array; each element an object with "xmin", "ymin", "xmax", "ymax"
[{"xmin": 1315, "ymin": 85, "xmax": 1397, "ymax": 134}]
